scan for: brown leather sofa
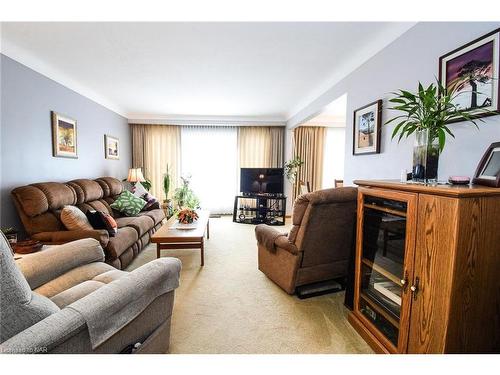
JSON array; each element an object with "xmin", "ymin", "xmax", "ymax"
[
  {"xmin": 11, "ymin": 177, "xmax": 165, "ymax": 269},
  {"xmin": 255, "ymin": 187, "xmax": 358, "ymax": 294}
]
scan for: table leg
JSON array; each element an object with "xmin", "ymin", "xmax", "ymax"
[
  {"xmin": 157, "ymin": 243, "xmax": 161, "ymax": 258},
  {"xmin": 200, "ymin": 240, "xmax": 204, "ymax": 266},
  {"xmin": 207, "ymin": 219, "xmax": 210, "ymax": 239}
]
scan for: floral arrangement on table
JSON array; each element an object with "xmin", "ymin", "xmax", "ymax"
[{"xmin": 177, "ymin": 208, "xmax": 199, "ymax": 224}]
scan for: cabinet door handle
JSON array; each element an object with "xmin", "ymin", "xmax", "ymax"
[
  {"xmin": 410, "ymin": 277, "xmax": 420, "ymax": 300},
  {"xmin": 400, "ymin": 271, "xmax": 409, "ymax": 292}
]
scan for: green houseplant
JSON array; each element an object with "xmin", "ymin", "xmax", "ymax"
[
  {"xmin": 386, "ymin": 79, "xmax": 487, "ymax": 183},
  {"xmin": 163, "ymin": 164, "xmax": 171, "ymax": 201},
  {"xmin": 284, "ymin": 156, "xmax": 304, "ymax": 184},
  {"xmin": 162, "ymin": 164, "xmax": 173, "ymax": 218},
  {"xmin": 173, "ymin": 175, "xmax": 200, "ymax": 210}
]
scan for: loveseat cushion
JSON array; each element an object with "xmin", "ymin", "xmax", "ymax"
[
  {"xmin": 34, "ymin": 262, "xmax": 114, "ymax": 298},
  {"xmin": 106, "ymin": 227, "xmax": 139, "ymax": 259},
  {"xmin": 115, "ymin": 216, "xmax": 154, "ymax": 237},
  {"xmin": 137, "ymin": 208, "xmax": 165, "ymax": 226},
  {"xmin": 50, "ymin": 268, "xmax": 128, "ymax": 308}
]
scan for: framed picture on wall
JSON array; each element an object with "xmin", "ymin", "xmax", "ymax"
[
  {"xmin": 352, "ymin": 99, "xmax": 382, "ymax": 155},
  {"xmin": 51, "ymin": 111, "xmax": 78, "ymax": 158},
  {"xmin": 439, "ymin": 28, "xmax": 500, "ymax": 121},
  {"xmin": 104, "ymin": 134, "xmax": 120, "ymax": 160},
  {"xmin": 472, "ymin": 141, "xmax": 500, "ymax": 187}
]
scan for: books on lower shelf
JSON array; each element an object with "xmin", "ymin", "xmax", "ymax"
[{"xmin": 374, "ymin": 281, "xmax": 402, "ymax": 305}]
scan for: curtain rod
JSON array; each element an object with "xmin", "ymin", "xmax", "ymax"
[{"xmin": 128, "ymin": 119, "xmax": 286, "ymax": 127}]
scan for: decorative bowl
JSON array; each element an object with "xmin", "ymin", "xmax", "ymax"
[{"xmin": 13, "ymin": 239, "xmax": 43, "ymax": 254}]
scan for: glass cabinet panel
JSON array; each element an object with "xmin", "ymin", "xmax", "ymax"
[{"xmin": 358, "ymin": 195, "xmax": 408, "ymax": 348}]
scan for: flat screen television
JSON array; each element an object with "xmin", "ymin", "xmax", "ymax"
[{"xmin": 240, "ymin": 168, "xmax": 284, "ymax": 195}]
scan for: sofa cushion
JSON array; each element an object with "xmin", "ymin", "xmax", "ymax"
[
  {"xmin": 51, "ymin": 280, "xmax": 104, "ymax": 308},
  {"xmin": 106, "ymin": 227, "xmax": 139, "ymax": 259},
  {"xmin": 137, "ymin": 208, "xmax": 165, "ymax": 226},
  {"xmin": 67, "ymin": 179, "xmax": 104, "ymax": 204},
  {"xmin": 0, "ymin": 232, "xmax": 60, "ymax": 342},
  {"xmin": 50, "ymin": 267, "xmax": 128, "ymax": 308},
  {"xmin": 61, "ymin": 206, "xmax": 93, "ymax": 231},
  {"xmin": 95, "ymin": 177, "xmax": 123, "ymax": 198},
  {"xmin": 110, "ymin": 190, "xmax": 146, "ymax": 216},
  {"xmin": 34, "ymin": 262, "xmax": 115, "ymax": 298},
  {"xmin": 115, "ymin": 216, "xmax": 154, "ymax": 237},
  {"xmin": 32, "ymin": 182, "xmax": 77, "ymax": 210},
  {"xmin": 11, "ymin": 185, "xmax": 50, "ymax": 217}
]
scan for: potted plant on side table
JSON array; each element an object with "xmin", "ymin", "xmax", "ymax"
[{"xmin": 386, "ymin": 79, "xmax": 491, "ymax": 183}]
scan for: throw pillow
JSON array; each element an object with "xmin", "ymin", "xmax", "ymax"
[
  {"xmin": 101, "ymin": 213, "xmax": 118, "ymax": 236},
  {"xmin": 110, "ymin": 190, "xmax": 146, "ymax": 216},
  {"xmin": 141, "ymin": 193, "xmax": 160, "ymax": 211},
  {"xmin": 60, "ymin": 206, "xmax": 93, "ymax": 231},
  {"xmin": 132, "ymin": 181, "xmax": 149, "ymax": 198},
  {"xmin": 86, "ymin": 210, "xmax": 117, "ymax": 237}
]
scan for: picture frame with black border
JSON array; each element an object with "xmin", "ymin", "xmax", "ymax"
[
  {"xmin": 439, "ymin": 28, "xmax": 500, "ymax": 123},
  {"xmin": 352, "ymin": 99, "xmax": 382, "ymax": 155},
  {"xmin": 472, "ymin": 141, "xmax": 500, "ymax": 187}
]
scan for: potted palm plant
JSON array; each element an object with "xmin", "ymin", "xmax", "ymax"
[
  {"xmin": 386, "ymin": 79, "xmax": 488, "ymax": 183},
  {"xmin": 162, "ymin": 164, "xmax": 174, "ymax": 218}
]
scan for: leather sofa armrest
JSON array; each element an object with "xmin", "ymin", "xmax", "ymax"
[
  {"xmin": 275, "ymin": 235, "xmax": 299, "ymax": 255},
  {"xmin": 16, "ymin": 238, "xmax": 106, "ymax": 290},
  {"xmin": 32, "ymin": 229, "xmax": 109, "ymax": 248}
]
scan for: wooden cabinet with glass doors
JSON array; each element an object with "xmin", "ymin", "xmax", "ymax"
[{"xmin": 348, "ymin": 180, "xmax": 500, "ymax": 354}]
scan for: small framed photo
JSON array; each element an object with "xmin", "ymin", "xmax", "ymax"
[
  {"xmin": 51, "ymin": 111, "xmax": 78, "ymax": 158},
  {"xmin": 472, "ymin": 142, "xmax": 500, "ymax": 187},
  {"xmin": 353, "ymin": 100, "xmax": 382, "ymax": 155},
  {"xmin": 104, "ymin": 134, "xmax": 120, "ymax": 160},
  {"xmin": 439, "ymin": 28, "xmax": 500, "ymax": 120}
]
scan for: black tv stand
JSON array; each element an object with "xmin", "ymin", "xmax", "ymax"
[{"xmin": 233, "ymin": 194, "xmax": 286, "ymax": 226}]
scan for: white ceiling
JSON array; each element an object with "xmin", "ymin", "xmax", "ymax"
[{"xmin": 1, "ymin": 22, "xmax": 415, "ymax": 121}]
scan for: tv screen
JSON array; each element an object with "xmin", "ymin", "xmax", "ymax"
[{"xmin": 240, "ymin": 168, "xmax": 284, "ymax": 195}]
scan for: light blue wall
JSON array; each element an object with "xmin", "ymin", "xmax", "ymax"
[
  {"xmin": 288, "ymin": 22, "xmax": 500, "ymax": 185},
  {"xmin": 0, "ymin": 54, "xmax": 131, "ymax": 229}
]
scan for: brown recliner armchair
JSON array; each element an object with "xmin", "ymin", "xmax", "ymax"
[{"xmin": 256, "ymin": 187, "xmax": 358, "ymax": 294}]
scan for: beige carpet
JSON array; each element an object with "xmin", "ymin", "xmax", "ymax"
[{"xmin": 126, "ymin": 216, "xmax": 372, "ymax": 354}]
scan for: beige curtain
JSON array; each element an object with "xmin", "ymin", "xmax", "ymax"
[
  {"xmin": 237, "ymin": 126, "xmax": 284, "ymax": 168},
  {"xmin": 292, "ymin": 126, "xmax": 326, "ymax": 200},
  {"xmin": 130, "ymin": 124, "xmax": 181, "ymax": 201}
]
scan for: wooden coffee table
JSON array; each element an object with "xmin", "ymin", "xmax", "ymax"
[{"xmin": 151, "ymin": 210, "xmax": 210, "ymax": 266}]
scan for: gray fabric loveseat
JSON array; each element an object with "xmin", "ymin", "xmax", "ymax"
[{"xmin": 0, "ymin": 233, "xmax": 181, "ymax": 354}]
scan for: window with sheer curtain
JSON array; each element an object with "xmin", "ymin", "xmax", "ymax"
[
  {"xmin": 180, "ymin": 126, "xmax": 238, "ymax": 214},
  {"xmin": 131, "ymin": 124, "xmax": 285, "ymax": 214}
]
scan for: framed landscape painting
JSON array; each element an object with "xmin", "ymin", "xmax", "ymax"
[
  {"xmin": 439, "ymin": 28, "xmax": 499, "ymax": 120},
  {"xmin": 51, "ymin": 111, "xmax": 78, "ymax": 158},
  {"xmin": 353, "ymin": 100, "xmax": 382, "ymax": 155},
  {"xmin": 105, "ymin": 134, "xmax": 119, "ymax": 160}
]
